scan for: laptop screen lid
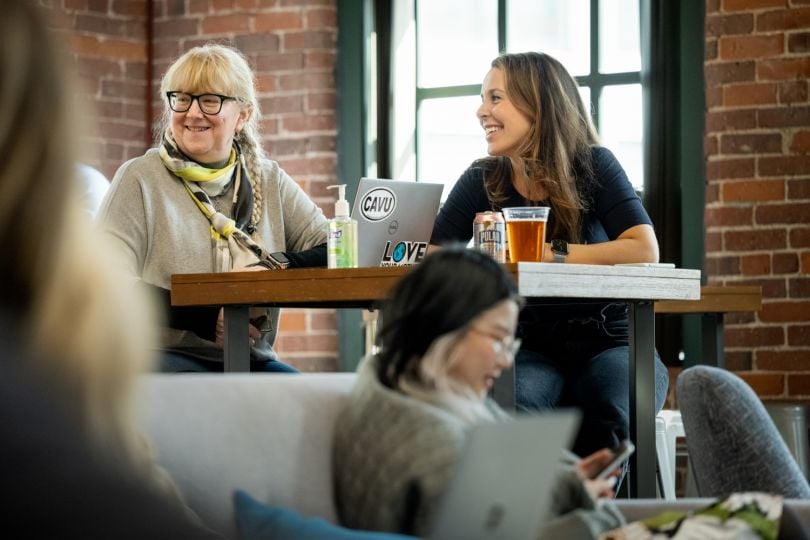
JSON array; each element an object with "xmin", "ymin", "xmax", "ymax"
[
  {"xmin": 350, "ymin": 178, "xmax": 443, "ymax": 267},
  {"xmin": 428, "ymin": 411, "xmax": 581, "ymax": 540}
]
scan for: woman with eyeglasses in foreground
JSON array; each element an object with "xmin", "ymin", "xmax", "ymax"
[
  {"xmin": 98, "ymin": 44, "xmax": 327, "ymax": 373},
  {"xmin": 333, "ymin": 246, "xmax": 624, "ymax": 539}
]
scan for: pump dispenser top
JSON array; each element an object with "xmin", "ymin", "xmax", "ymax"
[
  {"xmin": 327, "ymin": 184, "xmax": 350, "ymax": 218},
  {"xmin": 326, "ymin": 184, "xmax": 358, "ymax": 268}
]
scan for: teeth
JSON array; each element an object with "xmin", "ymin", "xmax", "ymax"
[
  {"xmin": 188, "ymin": 127, "xmax": 208, "ymax": 132},
  {"xmin": 485, "ymin": 126, "xmax": 500, "ymax": 134}
]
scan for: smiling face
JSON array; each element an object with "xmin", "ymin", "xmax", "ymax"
[
  {"xmin": 447, "ymin": 299, "xmax": 520, "ymax": 399},
  {"xmin": 477, "ymin": 67, "xmax": 533, "ymax": 161},
  {"xmin": 169, "ymin": 94, "xmax": 249, "ymax": 165}
]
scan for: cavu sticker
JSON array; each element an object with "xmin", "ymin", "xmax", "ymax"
[{"xmin": 359, "ymin": 188, "xmax": 396, "ymax": 222}]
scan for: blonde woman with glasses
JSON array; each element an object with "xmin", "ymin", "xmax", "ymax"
[{"xmin": 99, "ymin": 44, "xmax": 328, "ymax": 373}]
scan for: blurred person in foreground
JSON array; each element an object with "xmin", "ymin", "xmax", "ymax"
[
  {"xmin": 333, "ymin": 246, "xmax": 624, "ymax": 539},
  {"xmin": 0, "ymin": 1, "xmax": 219, "ymax": 537},
  {"xmin": 98, "ymin": 44, "xmax": 327, "ymax": 373}
]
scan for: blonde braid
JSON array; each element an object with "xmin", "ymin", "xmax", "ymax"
[{"xmin": 235, "ymin": 129, "xmax": 265, "ymax": 232}]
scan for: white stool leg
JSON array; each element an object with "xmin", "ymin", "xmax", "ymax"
[{"xmin": 656, "ymin": 415, "xmax": 676, "ymax": 500}]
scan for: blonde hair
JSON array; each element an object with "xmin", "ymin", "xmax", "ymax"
[
  {"xmin": 158, "ymin": 44, "xmax": 265, "ymax": 230},
  {"xmin": 0, "ymin": 0, "xmax": 157, "ymax": 472}
]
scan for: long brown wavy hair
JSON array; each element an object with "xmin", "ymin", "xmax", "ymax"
[{"xmin": 481, "ymin": 52, "xmax": 599, "ymax": 243}]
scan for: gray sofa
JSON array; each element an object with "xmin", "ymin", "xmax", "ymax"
[{"xmin": 136, "ymin": 373, "xmax": 810, "ymax": 539}]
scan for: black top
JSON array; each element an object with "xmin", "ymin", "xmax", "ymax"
[{"xmin": 430, "ymin": 146, "xmax": 653, "ymax": 354}]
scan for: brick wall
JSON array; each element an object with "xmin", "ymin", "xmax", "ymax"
[
  {"xmin": 48, "ymin": 0, "xmax": 340, "ymax": 371},
  {"xmin": 704, "ymin": 0, "xmax": 810, "ymax": 401}
]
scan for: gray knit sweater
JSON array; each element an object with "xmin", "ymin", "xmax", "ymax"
[
  {"xmin": 97, "ymin": 149, "xmax": 327, "ymax": 361},
  {"xmin": 333, "ymin": 357, "xmax": 624, "ymax": 538}
]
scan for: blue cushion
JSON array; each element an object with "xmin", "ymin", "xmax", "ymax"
[{"xmin": 232, "ymin": 490, "xmax": 417, "ymax": 540}]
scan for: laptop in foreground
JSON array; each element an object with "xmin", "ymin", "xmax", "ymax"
[
  {"xmin": 428, "ymin": 411, "xmax": 581, "ymax": 540},
  {"xmin": 350, "ymin": 178, "xmax": 443, "ymax": 267}
]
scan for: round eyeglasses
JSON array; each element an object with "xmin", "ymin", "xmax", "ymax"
[
  {"xmin": 166, "ymin": 91, "xmax": 236, "ymax": 115},
  {"xmin": 468, "ymin": 327, "xmax": 522, "ymax": 358}
]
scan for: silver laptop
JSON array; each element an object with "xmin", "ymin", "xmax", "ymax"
[
  {"xmin": 351, "ymin": 178, "xmax": 443, "ymax": 267},
  {"xmin": 428, "ymin": 411, "xmax": 581, "ymax": 540}
]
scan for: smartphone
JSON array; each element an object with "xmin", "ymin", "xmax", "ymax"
[{"xmin": 594, "ymin": 440, "xmax": 635, "ymax": 480}]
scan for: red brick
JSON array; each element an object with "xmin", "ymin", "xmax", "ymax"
[
  {"xmin": 787, "ymin": 374, "xmax": 810, "ymax": 395},
  {"xmin": 718, "ymin": 34, "xmax": 784, "ymax": 60},
  {"xmin": 305, "ymin": 50, "xmax": 337, "ymax": 68},
  {"xmin": 234, "ymin": 34, "xmax": 281, "ymax": 53},
  {"xmin": 305, "ymin": 8, "xmax": 337, "ymax": 30},
  {"xmin": 724, "ymin": 0, "xmax": 786, "ymax": 10},
  {"xmin": 306, "ymin": 91, "xmax": 336, "ymax": 111},
  {"xmin": 278, "ymin": 311, "xmax": 307, "ymax": 332},
  {"xmin": 722, "ymin": 179, "xmax": 784, "ymax": 201},
  {"xmin": 283, "ymin": 30, "xmax": 337, "ymax": 50},
  {"xmin": 707, "ymin": 83, "xmax": 723, "ymax": 108},
  {"xmin": 706, "ymin": 13, "xmax": 754, "ymax": 37},
  {"xmin": 279, "ymin": 156, "xmax": 336, "ymax": 175},
  {"xmin": 803, "ymin": 251, "xmax": 810, "ymax": 272},
  {"xmin": 725, "ymin": 228, "xmax": 787, "ymax": 251},
  {"xmin": 274, "ymin": 333, "xmax": 337, "ymax": 352},
  {"xmin": 113, "ymin": 0, "xmax": 147, "ymax": 16},
  {"xmin": 725, "ymin": 350, "xmax": 754, "ymax": 371},
  {"xmin": 260, "ymin": 95, "xmax": 304, "ymax": 114},
  {"xmin": 735, "ymin": 277, "xmax": 787, "ymax": 298},
  {"xmin": 787, "ymin": 178, "xmax": 810, "ymax": 199},
  {"xmin": 707, "ymin": 158, "xmax": 756, "ymax": 180},
  {"xmin": 154, "ymin": 18, "xmax": 199, "ymax": 39},
  {"xmin": 760, "ymin": 301, "xmax": 810, "ymax": 322},
  {"xmin": 774, "ymin": 252, "xmax": 800, "ymax": 274},
  {"xmin": 255, "ymin": 52, "xmax": 305, "ymax": 71},
  {"xmin": 757, "ymin": 350, "xmax": 810, "ymax": 371},
  {"xmin": 706, "ymin": 134, "xmax": 719, "ymax": 156},
  {"xmin": 741, "ymin": 253, "xmax": 771, "ymax": 275},
  {"xmin": 724, "ymin": 82, "xmax": 778, "ymax": 106},
  {"xmin": 758, "ymin": 106, "xmax": 810, "ymax": 128},
  {"xmin": 790, "ymin": 278, "xmax": 810, "ymax": 297},
  {"xmin": 720, "ymin": 133, "xmax": 782, "ymax": 154},
  {"xmin": 706, "ymin": 255, "xmax": 741, "ymax": 275},
  {"xmin": 757, "ymin": 203, "xmax": 810, "ymax": 224},
  {"xmin": 706, "ymin": 206, "xmax": 754, "ymax": 227},
  {"xmin": 706, "ymin": 109, "xmax": 757, "ymax": 132},
  {"xmin": 738, "ymin": 372, "xmax": 785, "ymax": 396},
  {"xmin": 758, "ymin": 57, "xmax": 810, "ymax": 81},
  {"xmin": 101, "ymin": 79, "xmax": 146, "ymax": 100},
  {"xmin": 202, "ymin": 14, "xmax": 252, "ymax": 34},
  {"xmin": 756, "ymin": 7, "xmax": 810, "ymax": 32},
  {"xmin": 791, "ymin": 131, "xmax": 810, "ymax": 153},
  {"xmin": 789, "ymin": 32, "xmax": 810, "ymax": 53},
  {"xmin": 281, "ymin": 114, "xmax": 336, "ymax": 132},
  {"xmin": 706, "ymin": 231, "xmax": 723, "ymax": 251},
  {"xmin": 779, "ymin": 80, "xmax": 808, "ymax": 103},
  {"xmin": 759, "ymin": 156, "xmax": 810, "ymax": 176},
  {"xmin": 705, "ymin": 61, "xmax": 757, "ymax": 86},
  {"xmin": 310, "ymin": 310, "xmax": 337, "ymax": 331},
  {"xmin": 789, "ymin": 325, "xmax": 810, "ymax": 346},
  {"xmin": 706, "ymin": 38, "xmax": 719, "ymax": 61},
  {"xmin": 278, "ymin": 71, "xmax": 333, "ymax": 91},
  {"xmin": 254, "ymin": 10, "xmax": 303, "ymax": 31},
  {"xmin": 792, "ymin": 228, "xmax": 810, "ymax": 247}
]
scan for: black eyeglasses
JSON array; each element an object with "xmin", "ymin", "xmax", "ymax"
[{"xmin": 166, "ymin": 91, "xmax": 236, "ymax": 115}]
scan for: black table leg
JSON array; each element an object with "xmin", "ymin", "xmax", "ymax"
[
  {"xmin": 224, "ymin": 306, "xmax": 250, "ymax": 372},
  {"xmin": 701, "ymin": 313, "xmax": 725, "ymax": 369},
  {"xmin": 628, "ymin": 301, "xmax": 657, "ymax": 498}
]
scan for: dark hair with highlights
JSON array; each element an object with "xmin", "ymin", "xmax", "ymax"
[
  {"xmin": 480, "ymin": 51, "xmax": 599, "ymax": 243},
  {"xmin": 376, "ymin": 246, "xmax": 522, "ymax": 388}
]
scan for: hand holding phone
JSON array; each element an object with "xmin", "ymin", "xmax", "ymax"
[{"xmin": 594, "ymin": 440, "xmax": 635, "ymax": 480}]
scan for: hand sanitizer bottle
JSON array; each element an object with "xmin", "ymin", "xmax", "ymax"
[{"xmin": 326, "ymin": 184, "xmax": 358, "ymax": 268}]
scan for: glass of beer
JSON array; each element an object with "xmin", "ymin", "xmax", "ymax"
[{"xmin": 502, "ymin": 206, "xmax": 550, "ymax": 263}]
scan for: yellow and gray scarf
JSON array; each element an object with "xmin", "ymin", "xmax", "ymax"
[{"xmin": 159, "ymin": 129, "xmax": 284, "ymax": 270}]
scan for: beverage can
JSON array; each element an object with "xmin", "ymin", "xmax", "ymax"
[{"xmin": 473, "ymin": 211, "xmax": 506, "ymax": 263}]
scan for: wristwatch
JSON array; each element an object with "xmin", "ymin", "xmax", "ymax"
[
  {"xmin": 266, "ymin": 252, "xmax": 290, "ymax": 270},
  {"xmin": 551, "ymin": 239, "xmax": 569, "ymax": 263}
]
